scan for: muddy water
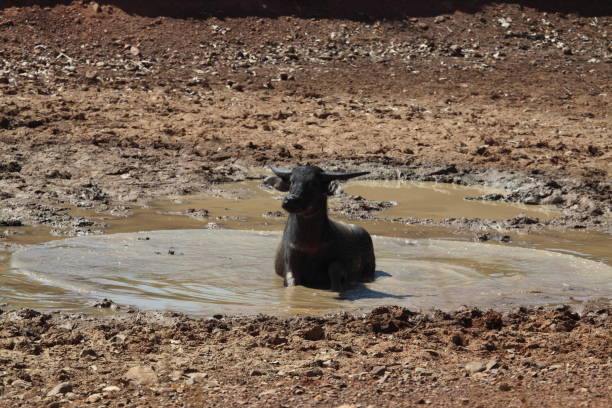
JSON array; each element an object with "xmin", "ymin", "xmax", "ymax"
[
  {"xmin": 345, "ymin": 180, "xmax": 561, "ymax": 220},
  {"xmin": 8, "ymin": 230, "xmax": 612, "ymax": 315},
  {"xmin": 1, "ymin": 180, "xmax": 611, "ymax": 315}
]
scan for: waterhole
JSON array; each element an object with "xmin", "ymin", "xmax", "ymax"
[
  {"xmin": 7, "ymin": 230, "xmax": 611, "ymax": 315},
  {"xmin": 1, "ymin": 181, "xmax": 610, "ymax": 315}
]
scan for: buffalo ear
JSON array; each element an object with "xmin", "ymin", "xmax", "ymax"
[
  {"xmin": 327, "ymin": 180, "xmax": 343, "ymax": 196},
  {"xmin": 264, "ymin": 176, "xmax": 290, "ymax": 192}
]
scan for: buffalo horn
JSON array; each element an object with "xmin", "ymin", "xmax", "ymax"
[
  {"xmin": 322, "ymin": 170, "xmax": 369, "ymax": 181},
  {"xmin": 268, "ymin": 165, "xmax": 292, "ymax": 179}
]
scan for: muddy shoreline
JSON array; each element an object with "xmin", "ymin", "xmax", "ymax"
[{"xmin": 1, "ymin": 160, "xmax": 610, "ymax": 251}]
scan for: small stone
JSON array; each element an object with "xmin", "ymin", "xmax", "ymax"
[
  {"xmin": 102, "ymin": 385, "xmax": 120, "ymax": 393},
  {"xmin": 498, "ymin": 18, "xmax": 512, "ymax": 28},
  {"xmin": 10, "ymin": 379, "xmax": 30, "ymax": 388},
  {"xmin": 475, "ymin": 146, "xmax": 488, "ymax": 155},
  {"xmin": 250, "ymin": 369, "xmax": 264, "ymax": 376},
  {"xmin": 562, "ymin": 47, "xmax": 572, "ymax": 55},
  {"xmin": 91, "ymin": 2, "xmax": 100, "ymax": 13},
  {"xmin": 451, "ymin": 333, "xmax": 465, "ymax": 346},
  {"xmin": 259, "ymin": 389, "xmax": 277, "ymax": 397},
  {"xmin": 125, "ymin": 366, "xmax": 158, "ymax": 385},
  {"xmin": 484, "ymin": 310, "xmax": 503, "ymax": 330},
  {"xmin": 86, "ymin": 393, "xmax": 103, "ymax": 403},
  {"xmin": 449, "ymin": 44, "xmax": 463, "ymax": 57},
  {"xmin": 47, "ymin": 382, "xmax": 73, "ymax": 397},
  {"xmin": 485, "ymin": 358, "xmax": 499, "ymax": 371},
  {"xmin": 129, "ymin": 46, "xmax": 140, "ymax": 56},
  {"xmin": 305, "ymin": 368, "xmax": 323, "ymax": 377},
  {"xmin": 302, "ymin": 325, "xmax": 325, "ymax": 341},
  {"xmin": 186, "ymin": 372, "xmax": 208, "ymax": 383},
  {"xmin": 80, "ymin": 348, "xmax": 98, "ymax": 359},
  {"xmin": 499, "ymin": 383, "xmax": 512, "ymax": 391},
  {"xmin": 465, "ymin": 361, "xmax": 485, "ymax": 374},
  {"xmin": 371, "ymin": 366, "xmax": 386, "ymax": 377}
]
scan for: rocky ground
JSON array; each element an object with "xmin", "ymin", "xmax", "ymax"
[
  {"xmin": 0, "ymin": 1, "xmax": 611, "ymax": 406},
  {"xmin": 0, "ymin": 305, "xmax": 610, "ymax": 408}
]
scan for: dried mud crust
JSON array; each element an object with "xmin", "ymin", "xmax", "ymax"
[
  {"xmin": 0, "ymin": 1, "xmax": 611, "ymax": 237},
  {"xmin": 0, "ymin": 305, "xmax": 610, "ymax": 407}
]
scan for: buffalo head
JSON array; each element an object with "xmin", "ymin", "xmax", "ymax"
[{"xmin": 267, "ymin": 165, "xmax": 369, "ymax": 215}]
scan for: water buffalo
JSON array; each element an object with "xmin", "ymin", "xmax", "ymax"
[{"xmin": 267, "ymin": 165, "xmax": 375, "ymax": 291}]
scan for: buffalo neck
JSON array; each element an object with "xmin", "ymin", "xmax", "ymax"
[{"xmin": 284, "ymin": 201, "xmax": 330, "ymax": 245}]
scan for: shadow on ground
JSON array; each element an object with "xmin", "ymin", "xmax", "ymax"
[{"xmin": 2, "ymin": 0, "xmax": 610, "ymax": 19}]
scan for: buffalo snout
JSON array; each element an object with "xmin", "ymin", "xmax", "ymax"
[{"xmin": 282, "ymin": 194, "xmax": 304, "ymax": 213}]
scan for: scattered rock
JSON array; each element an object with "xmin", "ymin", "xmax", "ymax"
[
  {"xmin": 305, "ymin": 368, "xmax": 323, "ymax": 377},
  {"xmin": 186, "ymin": 372, "xmax": 208, "ymax": 384},
  {"xmin": 86, "ymin": 393, "xmax": 103, "ymax": 403},
  {"xmin": 451, "ymin": 333, "xmax": 466, "ymax": 346},
  {"xmin": 484, "ymin": 311, "xmax": 503, "ymax": 330},
  {"xmin": 125, "ymin": 366, "xmax": 158, "ymax": 385},
  {"xmin": 465, "ymin": 361, "xmax": 485, "ymax": 374},
  {"xmin": 10, "ymin": 379, "xmax": 30, "ymax": 388},
  {"xmin": 0, "ymin": 161, "xmax": 22, "ymax": 173},
  {"xmin": 301, "ymin": 325, "xmax": 325, "ymax": 341},
  {"xmin": 47, "ymin": 382, "xmax": 73, "ymax": 397},
  {"xmin": 80, "ymin": 348, "xmax": 98, "ymax": 359},
  {"xmin": 371, "ymin": 366, "xmax": 386, "ymax": 377},
  {"xmin": 485, "ymin": 358, "xmax": 499, "ymax": 371}
]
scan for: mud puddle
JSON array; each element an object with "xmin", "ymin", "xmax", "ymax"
[
  {"xmin": 1, "ymin": 180, "xmax": 610, "ymax": 315},
  {"xmin": 7, "ymin": 230, "xmax": 612, "ymax": 315},
  {"xmin": 344, "ymin": 180, "xmax": 561, "ymax": 221}
]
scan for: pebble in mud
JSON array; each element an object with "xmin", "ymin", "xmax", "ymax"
[
  {"xmin": 499, "ymin": 383, "xmax": 512, "ymax": 391},
  {"xmin": 85, "ymin": 393, "xmax": 103, "ymax": 403},
  {"xmin": 464, "ymin": 361, "xmax": 486, "ymax": 374},
  {"xmin": 47, "ymin": 382, "xmax": 73, "ymax": 397},
  {"xmin": 125, "ymin": 366, "xmax": 158, "ymax": 385}
]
